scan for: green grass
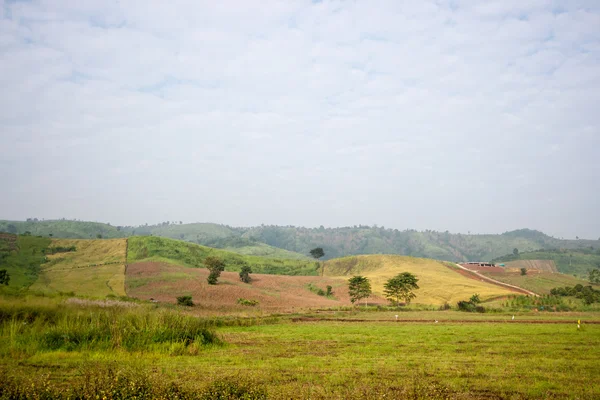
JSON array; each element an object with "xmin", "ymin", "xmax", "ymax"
[
  {"xmin": 1, "ymin": 307, "xmax": 598, "ymax": 399},
  {"xmin": 0, "ymin": 219, "xmax": 125, "ymax": 239},
  {"xmin": 128, "ymin": 236, "xmax": 318, "ymax": 276},
  {"xmin": 0, "ymin": 234, "xmax": 51, "ymax": 289}
]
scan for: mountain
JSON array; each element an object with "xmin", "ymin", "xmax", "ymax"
[{"xmin": 2, "ymin": 220, "xmax": 599, "ymax": 273}]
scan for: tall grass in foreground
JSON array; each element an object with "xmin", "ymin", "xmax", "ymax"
[
  {"xmin": 0, "ymin": 363, "xmax": 268, "ymax": 400},
  {"xmin": 0, "ymin": 296, "xmax": 221, "ymax": 355}
]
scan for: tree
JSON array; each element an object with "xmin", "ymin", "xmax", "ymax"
[
  {"xmin": 239, "ymin": 264, "xmax": 252, "ymax": 283},
  {"xmin": 348, "ymin": 276, "xmax": 371, "ymax": 306},
  {"xmin": 205, "ymin": 256, "xmax": 225, "ymax": 285},
  {"xmin": 513, "ymin": 248, "xmax": 519, "ymax": 256},
  {"xmin": 96, "ymin": 234, "xmax": 102, "ymax": 239},
  {"xmin": 309, "ymin": 247, "xmax": 325, "ymax": 260},
  {"xmin": 383, "ymin": 272, "xmax": 419, "ymax": 306},
  {"xmin": 589, "ymin": 268, "xmax": 600, "ymax": 284},
  {"xmin": 470, "ymin": 293, "xmax": 481, "ymax": 304},
  {"xmin": 520, "ymin": 268, "xmax": 527, "ymax": 276},
  {"xmin": 176, "ymin": 295, "xmax": 194, "ymax": 306},
  {"xmin": 0, "ymin": 269, "xmax": 9, "ymax": 286}
]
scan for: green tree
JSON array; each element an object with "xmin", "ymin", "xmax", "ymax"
[
  {"xmin": 176, "ymin": 295, "xmax": 194, "ymax": 306},
  {"xmin": 239, "ymin": 264, "xmax": 252, "ymax": 283},
  {"xmin": 470, "ymin": 293, "xmax": 481, "ymax": 304},
  {"xmin": 309, "ymin": 247, "xmax": 325, "ymax": 260},
  {"xmin": 205, "ymin": 256, "xmax": 225, "ymax": 285},
  {"xmin": 520, "ymin": 268, "xmax": 527, "ymax": 276},
  {"xmin": 589, "ymin": 268, "xmax": 600, "ymax": 284},
  {"xmin": 513, "ymin": 248, "xmax": 519, "ymax": 256},
  {"xmin": 0, "ymin": 269, "xmax": 9, "ymax": 286},
  {"xmin": 348, "ymin": 276, "xmax": 371, "ymax": 306},
  {"xmin": 310, "ymin": 247, "xmax": 325, "ymax": 276},
  {"xmin": 383, "ymin": 272, "xmax": 419, "ymax": 306}
]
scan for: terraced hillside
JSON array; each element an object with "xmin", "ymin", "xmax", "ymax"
[
  {"xmin": 30, "ymin": 238, "xmax": 127, "ymax": 297},
  {"xmin": 462, "ymin": 263, "xmax": 597, "ymax": 295},
  {"xmin": 493, "ymin": 248, "xmax": 600, "ymax": 277},
  {"xmin": 323, "ymin": 255, "xmax": 518, "ymax": 305}
]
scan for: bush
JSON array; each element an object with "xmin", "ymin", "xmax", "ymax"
[
  {"xmin": 177, "ymin": 295, "xmax": 194, "ymax": 307},
  {"xmin": 439, "ymin": 302, "xmax": 451, "ymax": 311},
  {"xmin": 237, "ymin": 298, "xmax": 259, "ymax": 307}
]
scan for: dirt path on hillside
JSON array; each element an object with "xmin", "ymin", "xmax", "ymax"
[
  {"xmin": 452, "ymin": 264, "xmax": 538, "ymax": 296},
  {"xmin": 291, "ymin": 317, "xmax": 600, "ymax": 324}
]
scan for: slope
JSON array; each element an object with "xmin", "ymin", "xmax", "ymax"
[
  {"xmin": 127, "ymin": 236, "xmax": 317, "ymax": 275},
  {"xmin": 323, "ymin": 255, "xmax": 518, "ymax": 305},
  {"xmin": 0, "ymin": 233, "xmax": 51, "ymax": 289},
  {"xmin": 30, "ymin": 238, "xmax": 127, "ymax": 297},
  {"xmin": 492, "ymin": 248, "xmax": 600, "ymax": 277},
  {"xmin": 0, "ymin": 220, "xmax": 125, "ymax": 239}
]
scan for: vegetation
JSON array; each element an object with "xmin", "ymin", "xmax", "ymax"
[
  {"xmin": 236, "ymin": 298, "xmax": 259, "ymax": 306},
  {"xmin": 0, "ymin": 270, "xmax": 9, "ymax": 286},
  {"xmin": 551, "ymin": 284, "xmax": 600, "ymax": 305},
  {"xmin": 2, "ymin": 306, "xmax": 598, "ymax": 399},
  {"xmin": 6, "ymin": 220, "xmax": 600, "ymax": 268},
  {"xmin": 324, "ymin": 255, "xmax": 516, "ymax": 305},
  {"xmin": 382, "ymin": 272, "xmax": 419, "ymax": 305},
  {"xmin": 348, "ymin": 276, "xmax": 371, "ymax": 305},
  {"xmin": 127, "ymin": 236, "xmax": 319, "ymax": 276},
  {"xmin": 0, "ymin": 234, "xmax": 51, "ymax": 289},
  {"xmin": 457, "ymin": 293, "xmax": 485, "ymax": 313},
  {"xmin": 309, "ymin": 247, "xmax": 325, "ymax": 260},
  {"xmin": 493, "ymin": 247, "xmax": 600, "ymax": 277},
  {"xmin": 590, "ymin": 268, "xmax": 600, "ymax": 284},
  {"xmin": 177, "ymin": 295, "xmax": 194, "ymax": 306},
  {"xmin": 205, "ymin": 256, "xmax": 226, "ymax": 285},
  {"xmin": 30, "ymin": 238, "xmax": 127, "ymax": 297},
  {"xmin": 520, "ymin": 267, "xmax": 527, "ymax": 276},
  {"xmin": 239, "ymin": 264, "xmax": 252, "ymax": 283}
]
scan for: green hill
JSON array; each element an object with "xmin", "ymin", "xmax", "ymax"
[
  {"xmin": 0, "ymin": 233, "xmax": 51, "ymax": 289},
  {"xmin": 492, "ymin": 248, "xmax": 600, "ymax": 278},
  {"xmin": 128, "ymin": 236, "xmax": 317, "ymax": 276},
  {"xmin": 3, "ymin": 220, "xmax": 599, "ymax": 266},
  {"xmin": 0, "ymin": 220, "xmax": 125, "ymax": 239}
]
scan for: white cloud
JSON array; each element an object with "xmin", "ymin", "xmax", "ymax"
[{"xmin": 0, "ymin": 0, "xmax": 599, "ymax": 238}]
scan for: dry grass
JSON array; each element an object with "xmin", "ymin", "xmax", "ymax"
[
  {"xmin": 323, "ymin": 255, "xmax": 517, "ymax": 305},
  {"xmin": 30, "ymin": 239, "xmax": 127, "ymax": 297},
  {"xmin": 126, "ymin": 262, "xmax": 368, "ymax": 313}
]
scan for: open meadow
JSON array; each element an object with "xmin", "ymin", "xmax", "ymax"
[{"xmin": 0, "ymin": 296, "xmax": 599, "ymax": 399}]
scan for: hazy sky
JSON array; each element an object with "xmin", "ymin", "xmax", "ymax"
[{"xmin": 1, "ymin": 1, "xmax": 599, "ymax": 239}]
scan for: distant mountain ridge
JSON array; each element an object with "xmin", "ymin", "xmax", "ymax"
[{"xmin": 1, "ymin": 220, "xmax": 598, "ymax": 270}]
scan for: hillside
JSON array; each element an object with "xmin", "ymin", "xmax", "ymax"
[
  {"xmin": 492, "ymin": 248, "xmax": 600, "ymax": 277},
  {"xmin": 127, "ymin": 236, "xmax": 318, "ymax": 276},
  {"xmin": 323, "ymin": 255, "xmax": 518, "ymax": 305},
  {"xmin": 0, "ymin": 233, "xmax": 50, "ymax": 289},
  {"xmin": 30, "ymin": 238, "xmax": 127, "ymax": 297},
  {"xmin": 460, "ymin": 263, "xmax": 595, "ymax": 295},
  {"xmin": 0, "ymin": 219, "xmax": 125, "ymax": 239},
  {"xmin": 4, "ymin": 220, "xmax": 599, "ymax": 272}
]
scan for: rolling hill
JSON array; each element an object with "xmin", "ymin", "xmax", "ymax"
[
  {"xmin": 492, "ymin": 248, "xmax": 600, "ymax": 278},
  {"xmin": 323, "ymin": 255, "xmax": 518, "ymax": 305},
  {"xmin": 5, "ymin": 220, "xmax": 598, "ymax": 268}
]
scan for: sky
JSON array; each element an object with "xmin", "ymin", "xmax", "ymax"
[{"xmin": 1, "ymin": 0, "xmax": 599, "ymax": 239}]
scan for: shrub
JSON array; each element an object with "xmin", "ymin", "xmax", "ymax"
[
  {"xmin": 237, "ymin": 298, "xmax": 259, "ymax": 307},
  {"xmin": 177, "ymin": 295, "xmax": 194, "ymax": 306}
]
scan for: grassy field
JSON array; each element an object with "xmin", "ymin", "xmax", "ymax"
[
  {"xmin": 0, "ymin": 234, "xmax": 50, "ymax": 289},
  {"xmin": 0, "ymin": 295, "xmax": 598, "ymax": 399},
  {"xmin": 476, "ymin": 269, "xmax": 595, "ymax": 295},
  {"xmin": 324, "ymin": 255, "xmax": 517, "ymax": 305},
  {"xmin": 128, "ymin": 236, "xmax": 318, "ymax": 276},
  {"xmin": 29, "ymin": 238, "xmax": 127, "ymax": 297}
]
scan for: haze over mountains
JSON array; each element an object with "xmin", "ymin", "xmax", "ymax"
[{"xmin": 2, "ymin": 219, "xmax": 598, "ymax": 269}]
